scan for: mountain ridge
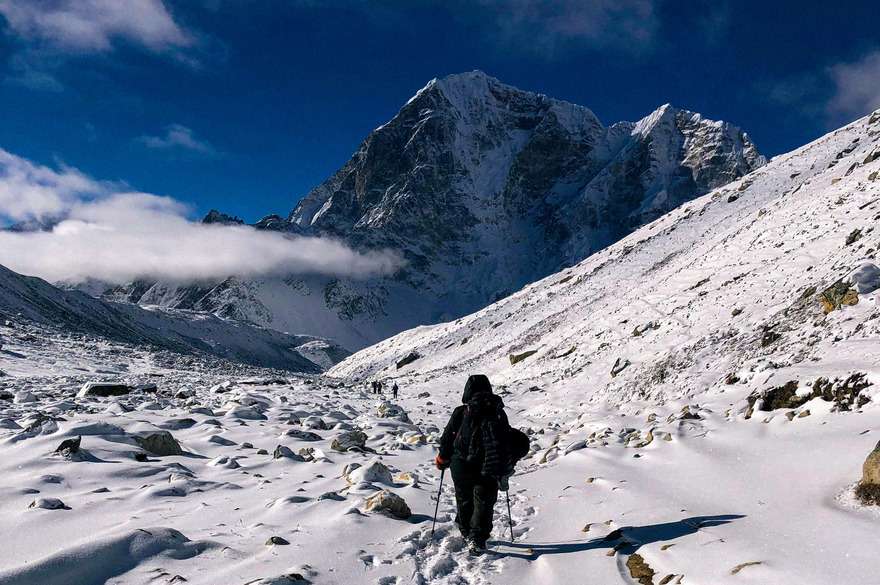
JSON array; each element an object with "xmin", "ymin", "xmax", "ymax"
[{"xmin": 105, "ymin": 71, "xmax": 765, "ymax": 350}]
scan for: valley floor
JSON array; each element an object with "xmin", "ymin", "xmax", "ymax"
[{"xmin": 1, "ymin": 323, "xmax": 877, "ymax": 585}]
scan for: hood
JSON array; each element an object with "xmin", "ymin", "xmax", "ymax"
[{"xmin": 462, "ymin": 374, "xmax": 492, "ymax": 403}]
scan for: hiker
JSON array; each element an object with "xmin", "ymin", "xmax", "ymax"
[
  {"xmin": 392, "ymin": 382, "xmax": 399, "ymax": 398},
  {"xmin": 435, "ymin": 374, "xmax": 526, "ymax": 554},
  {"xmin": 371, "ymin": 380, "xmax": 378, "ymax": 394},
  {"xmin": 376, "ymin": 380, "xmax": 384, "ymax": 395}
]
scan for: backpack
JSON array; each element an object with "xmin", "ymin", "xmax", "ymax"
[
  {"xmin": 453, "ymin": 394, "xmax": 510, "ymax": 478},
  {"xmin": 506, "ymin": 427, "xmax": 530, "ymax": 468}
]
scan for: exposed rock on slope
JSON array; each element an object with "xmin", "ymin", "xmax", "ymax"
[{"xmin": 107, "ymin": 71, "xmax": 763, "ymax": 350}]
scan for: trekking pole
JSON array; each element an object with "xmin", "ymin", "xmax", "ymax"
[
  {"xmin": 431, "ymin": 468, "xmax": 445, "ymax": 538},
  {"xmin": 506, "ymin": 490, "xmax": 514, "ymax": 542}
]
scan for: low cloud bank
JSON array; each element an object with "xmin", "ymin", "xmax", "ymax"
[{"xmin": 0, "ymin": 151, "xmax": 403, "ymax": 284}]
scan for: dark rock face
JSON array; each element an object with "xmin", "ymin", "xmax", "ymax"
[{"xmin": 107, "ymin": 72, "xmax": 764, "ymax": 350}]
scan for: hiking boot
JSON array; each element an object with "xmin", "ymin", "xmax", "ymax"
[{"xmin": 467, "ymin": 536, "xmax": 486, "ymax": 555}]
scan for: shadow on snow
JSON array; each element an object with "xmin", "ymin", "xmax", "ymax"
[{"xmin": 489, "ymin": 514, "xmax": 745, "ymax": 560}]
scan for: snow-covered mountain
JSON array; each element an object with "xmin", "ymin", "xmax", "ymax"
[
  {"xmin": 0, "ymin": 264, "xmax": 348, "ymax": 372},
  {"xmin": 107, "ymin": 71, "xmax": 764, "ymax": 350}
]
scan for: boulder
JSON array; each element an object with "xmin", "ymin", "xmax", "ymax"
[
  {"xmin": 77, "ymin": 382, "xmax": 132, "ymax": 398},
  {"xmin": 610, "ymin": 357, "xmax": 631, "ymax": 377},
  {"xmin": 29, "ymin": 498, "xmax": 68, "ymax": 510},
  {"xmin": 135, "ymin": 431, "xmax": 183, "ymax": 456},
  {"xmin": 376, "ymin": 401, "xmax": 410, "ymax": 422},
  {"xmin": 284, "ymin": 429, "xmax": 322, "ymax": 441},
  {"xmin": 363, "ymin": 490, "xmax": 411, "ymax": 519},
  {"xmin": 274, "ymin": 445, "xmax": 305, "ymax": 461},
  {"xmin": 509, "ymin": 350, "xmax": 538, "ymax": 365},
  {"xmin": 345, "ymin": 460, "xmax": 393, "ymax": 485},
  {"xmin": 302, "ymin": 416, "xmax": 329, "ymax": 430},
  {"xmin": 160, "ymin": 418, "xmax": 197, "ymax": 430},
  {"xmin": 14, "ymin": 391, "xmax": 37, "ymax": 404},
  {"xmin": 856, "ymin": 441, "xmax": 880, "ymax": 505},
  {"xmin": 331, "ymin": 430, "xmax": 367, "ymax": 452},
  {"xmin": 819, "ymin": 281, "xmax": 859, "ymax": 313},
  {"xmin": 53, "ymin": 436, "xmax": 81, "ymax": 458},
  {"xmin": 396, "ymin": 352, "xmax": 421, "ymax": 369}
]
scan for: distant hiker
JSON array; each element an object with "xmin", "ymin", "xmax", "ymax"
[
  {"xmin": 392, "ymin": 382, "xmax": 399, "ymax": 398},
  {"xmin": 371, "ymin": 380, "xmax": 378, "ymax": 394},
  {"xmin": 377, "ymin": 380, "xmax": 384, "ymax": 395},
  {"xmin": 435, "ymin": 374, "xmax": 529, "ymax": 554}
]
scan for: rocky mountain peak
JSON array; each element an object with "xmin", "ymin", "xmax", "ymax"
[{"xmin": 112, "ymin": 73, "xmax": 765, "ymax": 351}]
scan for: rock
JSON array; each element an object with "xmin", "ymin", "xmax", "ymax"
[
  {"xmin": 266, "ymin": 536, "xmax": 290, "ymax": 546},
  {"xmin": 345, "ymin": 460, "xmax": 393, "ymax": 485},
  {"xmin": 856, "ymin": 441, "xmax": 880, "ymax": 505},
  {"xmin": 610, "ymin": 357, "xmax": 631, "ymax": 377},
  {"xmin": 819, "ymin": 281, "xmax": 859, "ymax": 313},
  {"xmin": 376, "ymin": 401, "xmax": 410, "ymax": 422},
  {"xmin": 302, "ymin": 416, "xmax": 329, "ymax": 430},
  {"xmin": 274, "ymin": 445, "xmax": 305, "ymax": 461},
  {"xmin": 509, "ymin": 350, "xmax": 538, "ymax": 365},
  {"xmin": 846, "ymin": 228, "xmax": 863, "ymax": 246},
  {"xmin": 53, "ymin": 436, "xmax": 81, "ymax": 457},
  {"xmin": 363, "ymin": 490, "xmax": 411, "ymax": 519},
  {"xmin": 225, "ymin": 405, "xmax": 267, "ymax": 420},
  {"xmin": 135, "ymin": 431, "xmax": 183, "ymax": 456},
  {"xmin": 396, "ymin": 352, "xmax": 421, "ymax": 369},
  {"xmin": 208, "ymin": 435, "xmax": 237, "ymax": 446},
  {"xmin": 626, "ymin": 553, "xmax": 655, "ymax": 585},
  {"xmin": 14, "ymin": 391, "xmax": 37, "ymax": 404},
  {"xmin": 0, "ymin": 391, "xmax": 13, "ymax": 401},
  {"xmin": 161, "ymin": 418, "xmax": 197, "ymax": 430},
  {"xmin": 331, "ymin": 430, "xmax": 368, "ymax": 452},
  {"xmin": 849, "ymin": 261, "xmax": 880, "ymax": 294},
  {"xmin": 208, "ymin": 455, "xmax": 241, "ymax": 469},
  {"xmin": 257, "ymin": 449, "xmax": 269, "ymax": 455},
  {"xmin": 29, "ymin": 498, "xmax": 68, "ymax": 510},
  {"xmin": 318, "ymin": 491, "xmax": 346, "ymax": 501},
  {"xmin": 77, "ymin": 382, "xmax": 132, "ymax": 398}
]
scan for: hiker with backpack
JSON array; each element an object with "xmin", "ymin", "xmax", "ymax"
[{"xmin": 434, "ymin": 374, "xmax": 529, "ymax": 554}]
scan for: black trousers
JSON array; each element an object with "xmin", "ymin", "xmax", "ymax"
[{"xmin": 450, "ymin": 457, "xmax": 498, "ymax": 543}]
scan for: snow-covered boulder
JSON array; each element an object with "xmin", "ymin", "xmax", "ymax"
[
  {"xmin": 363, "ymin": 490, "xmax": 411, "ymax": 519},
  {"xmin": 331, "ymin": 430, "xmax": 367, "ymax": 452},
  {"xmin": 344, "ymin": 460, "xmax": 393, "ymax": 486}
]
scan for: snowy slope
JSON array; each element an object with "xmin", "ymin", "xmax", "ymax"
[
  {"xmin": 0, "ymin": 265, "xmax": 348, "ymax": 372},
  {"xmin": 108, "ymin": 72, "xmax": 763, "ymax": 350}
]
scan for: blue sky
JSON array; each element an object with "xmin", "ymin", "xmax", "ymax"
[{"xmin": 1, "ymin": 0, "xmax": 879, "ymax": 223}]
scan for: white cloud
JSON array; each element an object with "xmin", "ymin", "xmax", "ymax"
[
  {"xmin": 477, "ymin": 0, "xmax": 657, "ymax": 55},
  {"xmin": 828, "ymin": 50, "xmax": 880, "ymax": 121},
  {"xmin": 0, "ymin": 0, "xmax": 192, "ymax": 54},
  {"xmin": 0, "ymin": 150, "xmax": 403, "ymax": 284},
  {"xmin": 138, "ymin": 124, "xmax": 219, "ymax": 156},
  {"xmin": 0, "ymin": 148, "xmax": 108, "ymax": 221}
]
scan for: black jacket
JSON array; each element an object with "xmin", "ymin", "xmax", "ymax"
[{"xmin": 439, "ymin": 375, "xmax": 511, "ymax": 476}]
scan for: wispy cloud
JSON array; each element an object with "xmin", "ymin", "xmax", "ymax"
[
  {"xmin": 0, "ymin": 0, "xmax": 193, "ymax": 54},
  {"xmin": 827, "ymin": 50, "xmax": 880, "ymax": 122},
  {"xmin": 0, "ymin": 149, "xmax": 403, "ymax": 284},
  {"xmin": 0, "ymin": 0, "xmax": 199, "ymax": 90},
  {"xmin": 137, "ymin": 124, "xmax": 220, "ymax": 156},
  {"xmin": 475, "ymin": 0, "xmax": 657, "ymax": 56}
]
